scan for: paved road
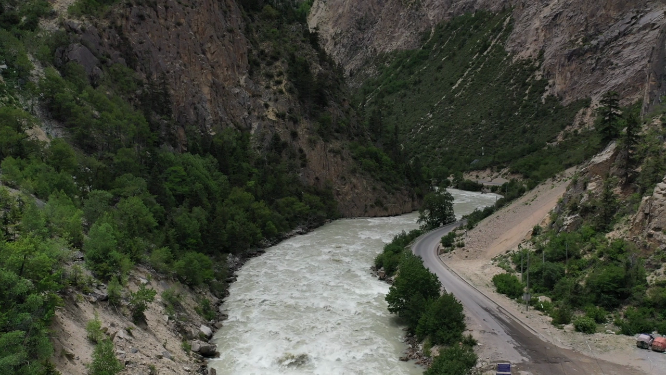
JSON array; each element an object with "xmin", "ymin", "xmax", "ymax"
[{"xmin": 411, "ymin": 223, "xmax": 645, "ymax": 375}]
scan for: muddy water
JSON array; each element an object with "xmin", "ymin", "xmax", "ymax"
[{"xmin": 210, "ymin": 189, "xmax": 500, "ymax": 375}]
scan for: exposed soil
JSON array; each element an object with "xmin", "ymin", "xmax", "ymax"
[{"xmin": 440, "ymin": 168, "xmax": 666, "ymax": 374}]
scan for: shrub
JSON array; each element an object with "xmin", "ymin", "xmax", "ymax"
[
  {"xmin": 441, "ymin": 232, "xmax": 456, "ymax": 248},
  {"xmin": 149, "ymin": 247, "xmax": 173, "ymax": 274},
  {"xmin": 86, "ymin": 314, "xmax": 104, "ymax": 344},
  {"xmin": 534, "ymin": 299, "xmax": 554, "ymax": 315},
  {"xmin": 617, "ymin": 307, "xmax": 658, "ymax": 335},
  {"xmin": 161, "ymin": 287, "xmax": 182, "ymax": 317},
  {"xmin": 573, "ymin": 317, "xmax": 596, "ymax": 334},
  {"xmin": 551, "ymin": 306, "xmax": 572, "ymax": 326},
  {"xmin": 416, "ymin": 293, "xmax": 465, "ymax": 345},
  {"xmin": 88, "ymin": 339, "xmax": 123, "ymax": 375},
  {"xmin": 173, "ymin": 252, "xmax": 214, "ymax": 287},
  {"xmin": 195, "ymin": 298, "xmax": 217, "ymax": 321},
  {"xmin": 492, "ymin": 273, "xmax": 524, "ymax": 299},
  {"xmin": 584, "ymin": 305, "xmax": 607, "ymax": 324},
  {"xmin": 128, "ymin": 284, "xmax": 156, "ymax": 322},
  {"xmin": 425, "ymin": 343, "xmax": 477, "ymax": 375},
  {"xmin": 107, "ymin": 277, "xmax": 122, "ymax": 306},
  {"xmin": 461, "ymin": 334, "xmax": 477, "ymax": 347}
]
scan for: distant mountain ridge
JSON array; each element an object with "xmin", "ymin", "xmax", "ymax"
[{"xmin": 310, "ymin": 0, "xmax": 665, "ymax": 109}]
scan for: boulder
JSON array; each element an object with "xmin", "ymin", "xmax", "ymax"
[
  {"xmin": 199, "ymin": 324, "xmax": 213, "ymax": 338},
  {"xmin": 209, "ymin": 369, "xmax": 217, "ymax": 375},
  {"xmin": 93, "ymin": 289, "xmax": 108, "ymax": 301},
  {"xmin": 190, "ymin": 340, "xmax": 217, "ymax": 357},
  {"xmin": 214, "ymin": 321, "xmax": 224, "ymax": 329},
  {"xmin": 54, "ymin": 43, "xmax": 103, "ymax": 85}
]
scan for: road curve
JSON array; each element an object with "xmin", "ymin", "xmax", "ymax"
[{"xmin": 411, "ymin": 222, "xmax": 643, "ymax": 375}]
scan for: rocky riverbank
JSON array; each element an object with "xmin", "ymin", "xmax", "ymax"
[{"xmin": 49, "ymin": 218, "xmax": 327, "ymax": 375}]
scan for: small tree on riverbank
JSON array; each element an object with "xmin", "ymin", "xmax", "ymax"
[
  {"xmin": 417, "ymin": 190, "xmax": 455, "ymax": 230},
  {"xmin": 416, "ymin": 292, "xmax": 466, "ymax": 346},
  {"xmin": 385, "ymin": 253, "xmax": 440, "ymax": 331}
]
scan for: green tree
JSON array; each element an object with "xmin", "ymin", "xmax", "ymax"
[
  {"xmin": 88, "ymin": 339, "xmax": 123, "ymax": 375},
  {"xmin": 83, "ymin": 190, "xmax": 113, "ymax": 227},
  {"xmin": 107, "ymin": 277, "xmax": 122, "ymax": 306},
  {"xmin": 424, "ymin": 344, "xmax": 477, "ymax": 375},
  {"xmin": 44, "ymin": 191, "xmax": 83, "ymax": 247},
  {"xmin": 0, "ymin": 107, "xmax": 38, "ymax": 159},
  {"xmin": 46, "ymin": 138, "xmax": 77, "ymax": 174},
  {"xmin": 416, "ymin": 292, "xmax": 466, "ymax": 345},
  {"xmin": 0, "ymin": 269, "xmax": 56, "ymax": 375},
  {"xmin": 622, "ymin": 111, "xmax": 640, "ymax": 170},
  {"xmin": 114, "ymin": 196, "xmax": 157, "ymax": 240},
  {"xmin": 173, "ymin": 252, "xmax": 214, "ymax": 287},
  {"xmin": 128, "ymin": 283, "xmax": 156, "ymax": 322},
  {"xmin": 84, "ymin": 221, "xmax": 122, "ymax": 279},
  {"xmin": 597, "ymin": 91, "xmax": 621, "ymax": 144},
  {"xmin": 417, "ymin": 190, "xmax": 456, "ymax": 230},
  {"xmin": 386, "ymin": 253, "xmax": 441, "ymax": 331},
  {"xmin": 597, "ymin": 178, "xmax": 617, "ymax": 231},
  {"xmin": 492, "ymin": 273, "xmax": 524, "ymax": 299}
]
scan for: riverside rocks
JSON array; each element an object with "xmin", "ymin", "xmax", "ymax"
[
  {"xmin": 401, "ymin": 333, "xmax": 433, "ymax": 367},
  {"xmin": 199, "ymin": 325, "xmax": 213, "ymax": 339},
  {"xmin": 190, "ymin": 340, "xmax": 218, "ymax": 357}
]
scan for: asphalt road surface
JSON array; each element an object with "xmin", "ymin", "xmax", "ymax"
[{"xmin": 411, "ymin": 222, "xmax": 646, "ymax": 375}]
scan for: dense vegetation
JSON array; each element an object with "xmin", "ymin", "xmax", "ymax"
[
  {"xmin": 355, "ymin": 11, "xmax": 602, "ymax": 188},
  {"xmin": 379, "ymin": 231, "xmax": 477, "ymax": 374},
  {"xmin": 488, "ymin": 96, "xmax": 666, "ymax": 337},
  {"xmin": 0, "ymin": 0, "xmax": 419, "ymax": 372}
]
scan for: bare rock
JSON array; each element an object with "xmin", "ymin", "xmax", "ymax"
[
  {"xmin": 190, "ymin": 340, "xmax": 217, "ymax": 357},
  {"xmin": 199, "ymin": 324, "xmax": 213, "ymax": 339},
  {"xmin": 54, "ymin": 43, "xmax": 102, "ymax": 85},
  {"xmin": 62, "ymin": 349, "xmax": 75, "ymax": 360}
]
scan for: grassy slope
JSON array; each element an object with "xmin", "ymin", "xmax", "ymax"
[{"xmin": 355, "ymin": 11, "xmax": 601, "ymax": 186}]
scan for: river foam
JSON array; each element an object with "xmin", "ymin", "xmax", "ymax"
[{"xmin": 210, "ymin": 189, "xmax": 500, "ymax": 375}]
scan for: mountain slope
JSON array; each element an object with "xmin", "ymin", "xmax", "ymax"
[{"xmin": 310, "ymin": 0, "xmax": 665, "ymax": 109}]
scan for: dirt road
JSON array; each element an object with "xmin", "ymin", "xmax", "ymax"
[{"xmin": 412, "ymin": 223, "xmax": 645, "ymax": 375}]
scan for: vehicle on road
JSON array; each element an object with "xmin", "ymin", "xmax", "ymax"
[
  {"xmin": 652, "ymin": 337, "xmax": 666, "ymax": 352},
  {"xmin": 636, "ymin": 333, "xmax": 654, "ymax": 349}
]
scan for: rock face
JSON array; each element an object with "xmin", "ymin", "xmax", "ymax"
[
  {"xmin": 632, "ymin": 176, "xmax": 666, "ymax": 248},
  {"xmin": 199, "ymin": 325, "xmax": 213, "ymax": 339},
  {"xmin": 190, "ymin": 340, "xmax": 217, "ymax": 357},
  {"xmin": 56, "ymin": 0, "xmax": 419, "ymax": 217},
  {"xmin": 309, "ymin": 0, "xmax": 666, "ymax": 109}
]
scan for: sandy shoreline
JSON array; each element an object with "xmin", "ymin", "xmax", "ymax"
[{"xmin": 441, "ymin": 168, "xmax": 666, "ymax": 374}]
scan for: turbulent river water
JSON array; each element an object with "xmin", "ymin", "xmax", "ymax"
[{"xmin": 209, "ymin": 189, "xmax": 500, "ymax": 375}]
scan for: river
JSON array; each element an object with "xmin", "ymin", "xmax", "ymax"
[{"xmin": 209, "ymin": 189, "xmax": 500, "ymax": 375}]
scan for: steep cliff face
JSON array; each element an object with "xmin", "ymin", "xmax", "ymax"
[
  {"xmin": 310, "ymin": 0, "xmax": 666, "ymax": 107},
  {"xmin": 56, "ymin": 0, "xmax": 419, "ymax": 217}
]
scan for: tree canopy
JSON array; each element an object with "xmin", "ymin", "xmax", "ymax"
[{"xmin": 417, "ymin": 190, "xmax": 456, "ymax": 230}]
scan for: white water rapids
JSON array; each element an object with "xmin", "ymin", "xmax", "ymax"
[{"xmin": 209, "ymin": 189, "xmax": 500, "ymax": 375}]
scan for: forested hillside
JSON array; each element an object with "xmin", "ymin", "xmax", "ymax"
[
  {"xmin": 489, "ymin": 94, "xmax": 666, "ymax": 336},
  {"xmin": 0, "ymin": 0, "xmax": 424, "ymax": 373},
  {"xmin": 355, "ymin": 11, "xmax": 601, "ymax": 187}
]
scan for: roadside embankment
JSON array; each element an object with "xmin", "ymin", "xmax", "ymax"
[{"xmin": 439, "ymin": 168, "xmax": 666, "ymax": 374}]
